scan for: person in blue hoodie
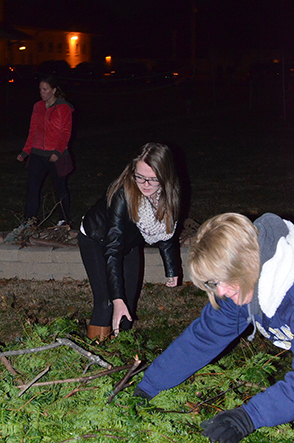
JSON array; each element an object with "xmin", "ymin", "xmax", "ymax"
[{"xmin": 134, "ymin": 212, "xmax": 294, "ymax": 443}]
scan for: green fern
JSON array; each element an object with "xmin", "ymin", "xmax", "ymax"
[{"xmin": 0, "ymin": 319, "xmax": 293, "ymax": 442}]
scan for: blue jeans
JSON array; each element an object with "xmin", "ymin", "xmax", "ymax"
[{"xmin": 25, "ymin": 153, "xmax": 70, "ymax": 221}]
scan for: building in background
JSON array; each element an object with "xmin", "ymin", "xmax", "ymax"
[
  {"xmin": 7, "ymin": 26, "xmax": 92, "ymax": 68},
  {"xmin": 0, "ymin": 0, "xmax": 93, "ymax": 70}
]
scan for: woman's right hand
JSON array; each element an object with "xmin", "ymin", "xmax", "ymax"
[
  {"xmin": 49, "ymin": 153, "xmax": 59, "ymax": 162},
  {"xmin": 17, "ymin": 154, "xmax": 24, "ymax": 162},
  {"xmin": 112, "ymin": 299, "xmax": 132, "ymax": 337}
]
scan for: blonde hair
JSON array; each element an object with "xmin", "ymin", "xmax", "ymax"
[
  {"xmin": 107, "ymin": 142, "xmax": 180, "ymax": 233},
  {"xmin": 187, "ymin": 213, "xmax": 260, "ymax": 308}
]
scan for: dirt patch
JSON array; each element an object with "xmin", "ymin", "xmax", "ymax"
[
  {"xmin": 0, "ymin": 278, "xmax": 207, "ymax": 345},
  {"xmin": 0, "ymin": 278, "xmax": 93, "ymax": 343}
]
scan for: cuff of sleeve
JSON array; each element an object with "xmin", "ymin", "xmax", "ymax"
[
  {"xmin": 136, "ymin": 379, "xmax": 160, "ymax": 399},
  {"xmin": 133, "ymin": 386, "xmax": 152, "ymax": 401}
]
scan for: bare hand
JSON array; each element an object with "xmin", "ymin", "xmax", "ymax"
[
  {"xmin": 112, "ymin": 299, "xmax": 132, "ymax": 337},
  {"xmin": 17, "ymin": 154, "xmax": 24, "ymax": 162},
  {"xmin": 166, "ymin": 276, "xmax": 178, "ymax": 287},
  {"xmin": 49, "ymin": 153, "xmax": 59, "ymax": 162}
]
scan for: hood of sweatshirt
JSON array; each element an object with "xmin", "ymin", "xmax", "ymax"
[
  {"xmin": 247, "ymin": 212, "xmax": 294, "ymax": 339},
  {"xmin": 50, "ymin": 96, "xmax": 74, "ymax": 110},
  {"xmin": 247, "ymin": 213, "xmax": 292, "ymax": 339}
]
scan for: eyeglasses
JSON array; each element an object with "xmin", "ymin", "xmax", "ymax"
[
  {"xmin": 204, "ymin": 281, "xmax": 221, "ymax": 291},
  {"xmin": 134, "ymin": 174, "xmax": 160, "ymax": 187}
]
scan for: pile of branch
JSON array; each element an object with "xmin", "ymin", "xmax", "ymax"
[
  {"xmin": 3, "ymin": 219, "xmax": 78, "ymax": 247},
  {"xmin": 29, "ymin": 225, "xmax": 78, "ymax": 247},
  {"xmin": 2, "ymin": 216, "xmax": 199, "ymax": 248},
  {"xmin": 3, "ymin": 218, "xmax": 39, "ymax": 246},
  {"xmin": 0, "ymin": 338, "xmax": 147, "ymax": 401}
]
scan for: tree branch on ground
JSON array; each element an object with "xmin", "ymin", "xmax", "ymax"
[
  {"xmin": 0, "ymin": 337, "xmax": 111, "ymax": 373},
  {"xmin": 17, "ymin": 364, "xmax": 134, "ymax": 391},
  {"xmin": 107, "ymin": 355, "xmax": 141, "ymax": 403}
]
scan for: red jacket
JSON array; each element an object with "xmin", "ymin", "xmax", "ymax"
[{"xmin": 22, "ymin": 97, "xmax": 74, "ymax": 158}]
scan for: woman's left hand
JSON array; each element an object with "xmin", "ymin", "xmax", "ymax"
[
  {"xmin": 166, "ymin": 276, "xmax": 178, "ymax": 287},
  {"xmin": 49, "ymin": 153, "xmax": 59, "ymax": 162},
  {"xmin": 112, "ymin": 299, "xmax": 132, "ymax": 337}
]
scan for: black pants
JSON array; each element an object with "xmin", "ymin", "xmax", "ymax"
[
  {"xmin": 78, "ymin": 232, "xmax": 143, "ymax": 329},
  {"xmin": 25, "ymin": 153, "xmax": 70, "ymax": 221}
]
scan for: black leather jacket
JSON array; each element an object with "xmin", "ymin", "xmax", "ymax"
[{"xmin": 82, "ymin": 187, "xmax": 180, "ymax": 302}]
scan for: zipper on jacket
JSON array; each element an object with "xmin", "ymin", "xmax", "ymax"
[
  {"xmin": 42, "ymin": 108, "xmax": 47, "ymax": 150},
  {"xmin": 42, "ymin": 104, "xmax": 57, "ymax": 150}
]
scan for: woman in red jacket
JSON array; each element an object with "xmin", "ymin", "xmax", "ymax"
[{"xmin": 17, "ymin": 76, "xmax": 74, "ymax": 225}]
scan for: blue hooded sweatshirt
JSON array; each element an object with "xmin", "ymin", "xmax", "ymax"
[{"xmin": 137, "ymin": 213, "xmax": 294, "ymax": 430}]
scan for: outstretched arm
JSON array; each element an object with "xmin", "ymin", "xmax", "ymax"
[
  {"xmin": 137, "ymin": 298, "xmax": 248, "ymax": 398},
  {"xmin": 242, "ymin": 353, "xmax": 294, "ymax": 429}
]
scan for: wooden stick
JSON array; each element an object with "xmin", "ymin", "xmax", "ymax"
[
  {"xmin": 17, "ymin": 364, "xmax": 133, "ymax": 390},
  {"xmin": 0, "ymin": 356, "xmax": 24, "ymax": 386},
  {"xmin": 56, "ymin": 338, "xmax": 111, "ymax": 370},
  {"xmin": 0, "ymin": 337, "xmax": 111, "ymax": 370},
  {"xmin": 0, "ymin": 356, "xmax": 18, "ymax": 376},
  {"xmin": 0, "ymin": 342, "xmax": 61, "ymax": 357},
  {"xmin": 19, "ymin": 366, "xmax": 50, "ymax": 397},
  {"xmin": 107, "ymin": 356, "xmax": 141, "ymax": 403}
]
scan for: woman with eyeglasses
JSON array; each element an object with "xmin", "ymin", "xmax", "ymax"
[
  {"xmin": 135, "ymin": 212, "xmax": 294, "ymax": 443},
  {"xmin": 78, "ymin": 142, "xmax": 181, "ymax": 341}
]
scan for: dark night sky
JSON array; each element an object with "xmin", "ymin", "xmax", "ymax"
[{"xmin": 5, "ymin": 0, "xmax": 294, "ymax": 58}]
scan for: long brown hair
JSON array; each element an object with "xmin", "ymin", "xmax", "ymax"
[{"xmin": 107, "ymin": 142, "xmax": 181, "ymax": 233}]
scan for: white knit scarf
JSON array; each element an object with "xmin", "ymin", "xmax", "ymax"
[{"xmin": 136, "ymin": 192, "xmax": 176, "ymax": 245}]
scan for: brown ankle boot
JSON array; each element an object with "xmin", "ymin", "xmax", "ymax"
[{"xmin": 87, "ymin": 325, "xmax": 111, "ymax": 341}]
